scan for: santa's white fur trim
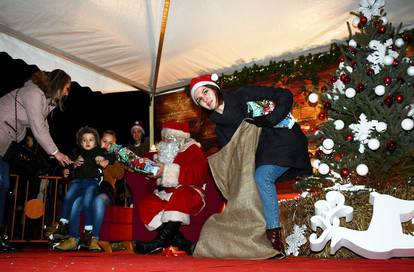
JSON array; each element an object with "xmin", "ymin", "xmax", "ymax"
[
  {"xmin": 160, "ymin": 163, "xmax": 180, "ymax": 187},
  {"xmin": 146, "ymin": 211, "xmax": 163, "ymax": 231},
  {"xmin": 161, "ymin": 128, "xmax": 190, "ymax": 139},
  {"xmin": 190, "ymin": 81, "xmax": 220, "ymax": 105},
  {"xmin": 162, "ymin": 211, "xmax": 190, "ymax": 225}
]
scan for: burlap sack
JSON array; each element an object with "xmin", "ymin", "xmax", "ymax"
[{"xmin": 193, "ymin": 121, "xmax": 279, "ymax": 259}]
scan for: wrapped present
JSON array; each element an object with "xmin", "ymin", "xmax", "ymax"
[
  {"xmin": 109, "ymin": 144, "xmax": 160, "ymax": 176},
  {"xmin": 246, "ymin": 100, "xmax": 296, "ymax": 129}
]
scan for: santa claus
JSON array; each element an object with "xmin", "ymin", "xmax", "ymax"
[{"xmin": 134, "ymin": 120, "xmax": 207, "ymax": 254}]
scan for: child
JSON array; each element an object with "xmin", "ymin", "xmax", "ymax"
[{"xmin": 54, "ymin": 126, "xmax": 114, "ymax": 250}]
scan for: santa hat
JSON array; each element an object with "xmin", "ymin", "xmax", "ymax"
[
  {"xmin": 161, "ymin": 120, "xmax": 190, "ymax": 139},
  {"xmin": 189, "ymin": 73, "xmax": 220, "ymax": 104},
  {"xmin": 130, "ymin": 121, "xmax": 145, "ymax": 135}
]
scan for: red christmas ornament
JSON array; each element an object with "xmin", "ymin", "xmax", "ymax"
[
  {"xmin": 392, "ymin": 59, "xmax": 399, "ymax": 67},
  {"xmin": 318, "ymin": 112, "xmax": 326, "ymax": 121},
  {"xmin": 384, "ymin": 76, "xmax": 392, "ymax": 85},
  {"xmin": 330, "ymin": 76, "xmax": 338, "ymax": 83},
  {"xmin": 366, "ymin": 68, "xmax": 374, "ymax": 76},
  {"xmin": 315, "ymin": 149, "xmax": 323, "ymax": 158},
  {"xmin": 345, "ymin": 133, "xmax": 353, "ymax": 142},
  {"xmin": 356, "ymin": 83, "xmax": 365, "ymax": 93},
  {"xmin": 351, "ymin": 60, "xmax": 358, "ymax": 68},
  {"xmin": 377, "ymin": 25, "xmax": 386, "ymax": 34},
  {"xmin": 340, "ymin": 168, "xmax": 350, "ymax": 178},
  {"xmin": 340, "ymin": 74, "xmax": 351, "ymax": 84},
  {"xmin": 395, "ymin": 94, "xmax": 404, "ymax": 103},
  {"xmin": 384, "ymin": 95, "xmax": 393, "ymax": 107},
  {"xmin": 402, "ymin": 32, "xmax": 410, "ymax": 42},
  {"xmin": 360, "ymin": 16, "xmax": 368, "ymax": 25},
  {"xmin": 334, "ymin": 153, "xmax": 343, "ymax": 162},
  {"xmin": 338, "ymin": 56, "xmax": 345, "ymax": 63},
  {"xmin": 386, "ymin": 140, "xmax": 397, "ymax": 152},
  {"xmin": 323, "ymin": 101, "xmax": 332, "ymax": 110}
]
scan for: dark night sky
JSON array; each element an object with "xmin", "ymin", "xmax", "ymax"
[{"xmin": 0, "ymin": 52, "xmax": 150, "ymax": 154}]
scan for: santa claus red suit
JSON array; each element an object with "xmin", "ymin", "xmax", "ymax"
[{"xmin": 138, "ymin": 121, "xmax": 207, "ymax": 232}]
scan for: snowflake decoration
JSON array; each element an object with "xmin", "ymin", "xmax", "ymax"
[
  {"xmin": 286, "ymin": 224, "xmax": 307, "ymax": 256},
  {"xmin": 349, "ymin": 113, "xmax": 379, "ymax": 153},
  {"xmin": 332, "ymin": 78, "xmax": 345, "ymax": 94},
  {"xmin": 359, "ymin": 0, "xmax": 385, "ymax": 20},
  {"xmin": 367, "ymin": 39, "xmax": 399, "ymax": 74}
]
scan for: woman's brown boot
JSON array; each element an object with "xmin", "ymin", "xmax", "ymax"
[{"xmin": 266, "ymin": 228, "xmax": 286, "ymax": 257}]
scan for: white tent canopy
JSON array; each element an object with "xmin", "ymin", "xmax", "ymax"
[{"xmin": 1, "ymin": 0, "xmax": 414, "ymax": 95}]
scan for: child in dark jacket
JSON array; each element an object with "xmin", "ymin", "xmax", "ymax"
[{"xmin": 55, "ymin": 126, "xmax": 114, "ymax": 249}]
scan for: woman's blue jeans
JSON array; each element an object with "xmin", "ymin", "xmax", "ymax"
[
  {"xmin": 60, "ymin": 178, "xmax": 98, "ymax": 227},
  {"xmin": 255, "ymin": 164, "xmax": 289, "ymax": 229},
  {"xmin": 0, "ymin": 157, "xmax": 10, "ymax": 226},
  {"xmin": 69, "ymin": 193, "xmax": 111, "ymax": 239}
]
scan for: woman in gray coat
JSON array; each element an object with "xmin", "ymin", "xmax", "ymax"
[{"xmin": 0, "ymin": 69, "xmax": 73, "ymax": 252}]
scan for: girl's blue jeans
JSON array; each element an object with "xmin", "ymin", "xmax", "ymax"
[{"xmin": 255, "ymin": 164, "xmax": 289, "ymax": 229}]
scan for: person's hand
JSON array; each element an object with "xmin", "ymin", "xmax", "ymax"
[
  {"xmin": 244, "ymin": 115, "xmax": 272, "ymax": 127},
  {"xmin": 151, "ymin": 162, "xmax": 164, "ymax": 179},
  {"xmin": 63, "ymin": 168, "xmax": 70, "ymax": 178},
  {"xmin": 54, "ymin": 151, "xmax": 73, "ymax": 166},
  {"xmin": 74, "ymin": 156, "xmax": 84, "ymax": 168}
]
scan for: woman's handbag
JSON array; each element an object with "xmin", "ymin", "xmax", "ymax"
[{"xmin": 3, "ymin": 88, "xmax": 47, "ymax": 177}]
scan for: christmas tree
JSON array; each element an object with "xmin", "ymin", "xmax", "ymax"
[{"xmin": 300, "ymin": 0, "xmax": 414, "ymax": 189}]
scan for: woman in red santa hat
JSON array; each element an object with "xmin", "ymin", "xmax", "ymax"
[
  {"xmin": 133, "ymin": 120, "xmax": 207, "ymax": 255},
  {"xmin": 188, "ymin": 74, "xmax": 312, "ymax": 258}
]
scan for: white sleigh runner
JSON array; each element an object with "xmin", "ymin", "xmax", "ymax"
[{"xmin": 309, "ymin": 191, "xmax": 414, "ymax": 259}]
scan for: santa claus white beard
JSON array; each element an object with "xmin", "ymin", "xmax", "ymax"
[{"xmin": 157, "ymin": 141, "xmax": 180, "ymax": 164}]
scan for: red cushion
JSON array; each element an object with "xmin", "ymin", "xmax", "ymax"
[{"xmin": 103, "ymin": 206, "xmax": 133, "ymax": 224}]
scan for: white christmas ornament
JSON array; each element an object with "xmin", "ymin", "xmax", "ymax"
[
  {"xmin": 318, "ymin": 163, "xmax": 330, "ymax": 175},
  {"xmin": 407, "ymin": 66, "xmax": 414, "ymax": 76},
  {"xmin": 407, "ymin": 105, "xmax": 414, "ymax": 117},
  {"xmin": 345, "ymin": 88, "xmax": 356, "ymax": 98},
  {"xmin": 309, "ymin": 191, "xmax": 414, "ymax": 259},
  {"xmin": 349, "ymin": 39, "xmax": 357, "ymax": 48},
  {"xmin": 323, "ymin": 139, "xmax": 334, "ymax": 150},
  {"xmin": 376, "ymin": 122, "xmax": 387, "ymax": 133},
  {"xmin": 367, "ymin": 138, "xmax": 380, "ymax": 150},
  {"xmin": 401, "ymin": 118, "xmax": 414, "ymax": 131},
  {"xmin": 395, "ymin": 38, "xmax": 404, "ymax": 48},
  {"xmin": 321, "ymin": 146, "xmax": 333, "ymax": 155},
  {"xmin": 356, "ymin": 164, "xmax": 369, "ymax": 176},
  {"xmin": 380, "ymin": 16, "xmax": 388, "ymax": 25},
  {"xmin": 334, "ymin": 120, "xmax": 345, "ymax": 130},
  {"xmin": 383, "ymin": 55, "xmax": 394, "ymax": 66},
  {"xmin": 286, "ymin": 225, "xmax": 307, "ymax": 256},
  {"xmin": 311, "ymin": 159, "xmax": 321, "ymax": 169},
  {"xmin": 374, "ymin": 85, "xmax": 385, "ymax": 96},
  {"xmin": 211, "ymin": 73, "xmax": 219, "ymax": 81},
  {"xmin": 352, "ymin": 17, "xmax": 360, "ymax": 27},
  {"xmin": 308, "ymin": 93, "xmax": 319, "ymax": 103}
]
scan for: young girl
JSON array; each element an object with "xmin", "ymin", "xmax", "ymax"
[
  {"xmin": 189, "ymin": 74, "xmax": 312, "ymax": 258},
  {"xmin": 55, "ymin": 126, "xmax": 114, "ymax": 249}
]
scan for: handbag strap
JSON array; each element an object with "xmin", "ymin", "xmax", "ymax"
[{"xmin": 13, "ymin": 89, "xmax": 21, "ymax": 142}]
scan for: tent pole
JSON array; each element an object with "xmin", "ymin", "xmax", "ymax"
[{"xmin": 149, "ymin": 0, "xmax": 170, "ymax": 148}]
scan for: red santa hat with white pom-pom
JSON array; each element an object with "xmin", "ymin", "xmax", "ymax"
[
  {"xmin": 189, "ymin": 73, "xmax": 220, "ymax": 104},
  {"xmin": 161, "ymin": 120, "xmax": 191, "ymax": 139}
]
